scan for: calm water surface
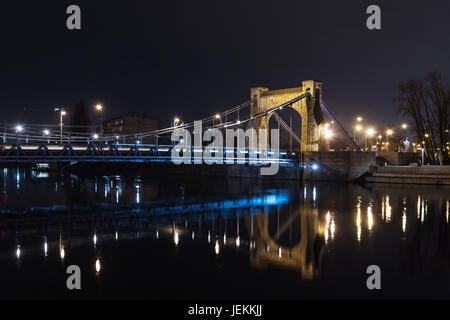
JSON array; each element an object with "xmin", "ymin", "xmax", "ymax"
[{"xmin": 0, "ymin": 166, "xmax": 449, "ymax": 299}]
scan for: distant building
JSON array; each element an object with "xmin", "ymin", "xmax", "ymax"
[{"xmin": 103, "ymin": 115, "xmax": 158, "ymax": 143}]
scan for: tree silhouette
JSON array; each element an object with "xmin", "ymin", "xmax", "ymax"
[{"xmin": 395, "ymin": 73, "xmax": 450, "ymax": 164}]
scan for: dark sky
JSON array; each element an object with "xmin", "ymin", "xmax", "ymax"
[{"xmin": 0, "ymin": 0, "xmax": 449, "ymax": 130}]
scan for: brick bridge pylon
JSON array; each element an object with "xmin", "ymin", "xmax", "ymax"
[{"xmin": 250, "ymin": 80, "xmax": 324, "ymax": 152}]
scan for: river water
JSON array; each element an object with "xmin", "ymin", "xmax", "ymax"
[{"xmin": 0, "ymin": 166, "xmax": 449, "ymax": 299}]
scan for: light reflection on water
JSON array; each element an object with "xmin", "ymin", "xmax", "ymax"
[{"xmin": 1, "ymin": 166, "xmax": 450, "ymax": 299}]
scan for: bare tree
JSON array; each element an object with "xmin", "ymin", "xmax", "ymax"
[{"xmin": 395, "ymin": 73, "xmax": 450, "ymax": 164}]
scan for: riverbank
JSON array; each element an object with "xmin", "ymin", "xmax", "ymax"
[{"xmin": 365, "ymin": 165, "xmax": 450, "ymax": 186}]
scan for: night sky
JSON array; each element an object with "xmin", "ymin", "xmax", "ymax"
[{"xmin": 0, "ymin": 0, "xmax": 449, "ymax": 130}]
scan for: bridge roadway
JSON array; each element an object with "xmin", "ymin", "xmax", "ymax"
[{"xmin": 0, "ymin": 143, "xmax": 297, "ymax": 164}]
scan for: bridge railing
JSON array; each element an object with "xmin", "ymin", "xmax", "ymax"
[{"xmin": 0, "ymin": 142, "xmax": 299, "ymax": 164}]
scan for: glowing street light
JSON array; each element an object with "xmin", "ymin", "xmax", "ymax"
[
  {"xmin": 365, "ymin": 128, "xmax": 375, "ymax": 150},
  {"xmin": 401, "ymin": 123, "xmax": 408, "ymax": 129},
  {"xmin": 95, "ymin": 104, "xmax": 103, "ymax": 134},
  {"xmin": 92, "ymin": 133, "xmax": 99, "ymax": 140},
  {"xmin": 323, "ymin": 123, "xmax": 333, "ymax": 141},
  {"xmin": 15, "ymin": 125, "xmax": 23, "ymax": 133},
  {"xmin": 356, "ymin": 116, "xmax": 363, "ymax": 122},
  {"xmin": 353, "ymin": 124, "xmax": 363, "ymax": 144},
  {"xmin": 55, "ymin": 108, "xmax": 67, "ymax": 144},
  {"xmin": 366, "ymin": 128, "xmax": 375, "ymax": 136},
  {"xmin": 173, "ymin": 117, "xmax": 181, "ymax": 146},
  {"xmin": 386, "ymin": 129, "xmax": 393, "ymax": 151},
  {"xmin": 42, "ymin": 129, "xmax": 50, "ymax": 144},
  {"xmin": 15, "ymin": 125, "xmax": 23, "ymax": 145}
]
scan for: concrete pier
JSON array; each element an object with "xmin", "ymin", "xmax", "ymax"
[{"xmin": 303, "ymin": 151, "xmax": 376, "ymax": 182}]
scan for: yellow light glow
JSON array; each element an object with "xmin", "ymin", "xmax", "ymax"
[
  {"xmin": 355, "ymin": 125, "xmax": 363, "ymax": 131},
  {"xmin": 173, "ymin": 231, "xmax": 179, "ymax": 246},
  {"xmin": 61, "ymin": 110, "xmax": 67, "ymax": 116},
  {"xmin": 95, "ymin": 258, "xmax": 101, "ymax": 273},
  {"xmin": 215, "ymin": 240, "xmax": 220, "ymax": 255},
  {"xmin": 356, "ymin": 197, "xmax": 362, "ymax": 242},
  {"xmin": 401, "ymin": 123, "xmax": 407, "ymax": 129},
  {"xmin": 386, "ymin": 129, "xmax": 393, "ymax": 136},
  {"xmin": 324, "ymin": 127, "xmax": 333, "ymax": 140},
  {"xmin": 366, "ymin": 128, "xmax": 375, "ymax": 137},
  {"xmin": 356, "ymin": 116, "xmax": 363, "ymax": 122},
  {"xmin": 367, "ymin": 205, "xmax": 373, "ymax": 231},
  {"xmin": 402, "ymin": 208, "xmax": 407, "ymax": 233},
  {"xmin": 215, "ymin": 114, "xmax": 221, "ymax": 119},
  {"xmin": 446, "ymin": 200, "xmax": 449, "ymax": 224},
  {"xmin": 95, "ymin": 104, "xmax": 103, "ymax": 111},
  {"xmin": 385, "ymin": 195, "xmax": 391, "ymax": 222}
]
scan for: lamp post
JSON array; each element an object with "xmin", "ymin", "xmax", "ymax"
[
  {"xmin": 43, "ymin": 129, "xmax": 50, "ymax": 144},
  {"xmin": 15, "ymin": 125, "xmax": 23, "ymax": 143},
  {"xmin": 365, "ymin": 128, "xmax": 375, "ymax": 150},
  {"xmin": 55, "ymin": 108, "xmax": 67, "ymax": 144},
  {"xmin": 386, "ymin": 129, "xmax": 393, "ymax": 152},
  {"xmin": 215, "ymin": 114, "xmax": 222, "ymax": 125},
  {"xmin": 400, "ymin": 123, "xmax": 408, "ymax": 151},
  {"xmin": 95, "ymin": 104, "xmax": 103, "ymax": 134},
  {"xmin": 173, "ymin": 117, "xmax": 180, "ymax": 146},
  {"xmin": 354, "ymin": 124, "xmax": 363, "ymax": 147},
  {"xmin": 15, "ymin": 125, "xmax": 23, "ymax": 160}
]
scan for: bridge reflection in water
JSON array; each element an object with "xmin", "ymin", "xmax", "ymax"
[
  {"xmin": 0, "ymin": 167, "xmax": 327, "ymax": 281},
  {"xmin": 1, "ymin": 167, "xmax": 450, "ymax": 298}
]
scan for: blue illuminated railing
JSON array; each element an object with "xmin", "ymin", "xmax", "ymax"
[{"xmin": 0, "ymin": 143, "xmax": 299, "ymax": 164}]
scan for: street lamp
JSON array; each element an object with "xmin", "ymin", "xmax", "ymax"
[
  {"xmin": 365, "ymin": 128, "xmax": 375, "ymax": 150},
  {"xmin": 173, "ymin": 117, "xmax": 180, "ymax": 146},
  {"xmin": 386, "ymin": 129, "xmax": 393, "ymax": 151},
  {"xmin": 95, "ymin": 104, "xmax": 103, "ymax": 134},
  {"xmin": 323, "ymin": 126, "xmax": 333, "ymax": 140},
  {"xmin": 401, "ymin": 123, "xmax": 408, "ymax": 151},
  {"xmin": 214, "ymin": 114, "xmax": 222, "ymax": 126},
  {"xmin": 354, "ymin": 124, "xmax": 363, "ymax": 145},
  {"xmin": 55, "ymin": 108, "xmax": 67, "ymax": 144},
  {"xmin": 15, "ymin": 124, "xmax": 23, "ymax": 142},
  {"xmin": 15, "ymin": 125, "xmax": 23, "ymax": 133},
  {"xmin": 43, "ymin": 129, "xmax": 50, "ymax": 144}
]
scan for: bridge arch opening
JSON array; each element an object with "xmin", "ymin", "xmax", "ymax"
[{"xmin": 268, "ymin": 108, "xmax": 302, "ymax": 152}]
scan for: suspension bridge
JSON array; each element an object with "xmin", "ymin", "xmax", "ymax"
[{"xmin": 0, "ymin": 80, "xmax": 372, "ymax": 180}]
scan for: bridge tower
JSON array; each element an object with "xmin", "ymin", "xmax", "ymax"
[
  {"xmin": 250, "ymin": 80, "xmax": 324, "ymax": 152},
  {"xmin": 246, "ymin": 203, "xmax": 323, "ymax": 279}
]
